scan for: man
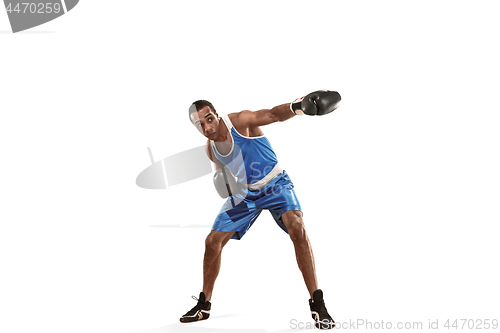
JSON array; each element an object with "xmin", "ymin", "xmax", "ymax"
[{"xmin": 181, "ymin": 90, "xmax": 341, "ymax": 329}]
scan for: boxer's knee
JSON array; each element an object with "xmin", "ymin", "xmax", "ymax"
[
  {"xmin": 205, "ymin": 230, "xmax": 233, "ymax": 254},
  {"xmin": 205, "ymin": 232, "xmax": 221, "ymax": 254}
]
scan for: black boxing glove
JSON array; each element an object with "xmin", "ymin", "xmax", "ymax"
[{"xmin": 290, "ymin": 90, "xmax": 341, "ymax": 116}]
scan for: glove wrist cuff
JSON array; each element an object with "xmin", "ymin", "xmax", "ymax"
[{"xmin": 290, "ymin": 97, "xmax": 305, "ymax": 115}]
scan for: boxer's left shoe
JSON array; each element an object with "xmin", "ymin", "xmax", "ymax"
[{"xmin": 309, "ymin": 289, "xmax": 335, "ymax": 329}]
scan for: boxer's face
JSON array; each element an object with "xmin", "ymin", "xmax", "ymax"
[{"xmin": 191, "ymin": 106, "xmax": 219, "ymax": 139}]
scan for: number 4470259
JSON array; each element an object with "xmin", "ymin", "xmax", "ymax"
[
  {"xmin": 5, "ymin": 3, "xmax": 62, "ymax": 14},
  {"xmin": 444, "ymin": 319, "xmax": 498, "ymax": 329}
]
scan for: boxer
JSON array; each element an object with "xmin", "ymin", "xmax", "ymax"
[{"xmin": 181, "ymin": 90, "xmax": 341, "ymax": 329}]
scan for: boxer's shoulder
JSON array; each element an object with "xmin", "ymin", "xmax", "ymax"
[{"xmin": 228, "ymin": 111, "xmax": 264, "ymax": 138}]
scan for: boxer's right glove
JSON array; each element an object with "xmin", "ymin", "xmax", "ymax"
[
  {"xmin": 290, "ymin": 90, "xmax": 341, "ymax": 116},
  {"xmin": 213, "ymin": 167, "xmax": 239, "ymax": 198}
]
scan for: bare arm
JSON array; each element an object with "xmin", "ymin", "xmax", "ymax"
[
  {"xmin": 236, "ymin": 103, "xmax": 295, "ymax": 128},
  {"xmin": 269, "ymin": 103, "xmax": 296, "ymax": 122},
  {"xmin": 205, "ymin": 140, "xmax": 223, "ymax": 170}
]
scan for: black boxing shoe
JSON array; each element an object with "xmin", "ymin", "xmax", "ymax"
[
  {"xmin": 180, "ymin": 292, "xmax": 211, "ymax": 323},
  {"xmin": 309, "ymin": 289, "xmax": 335, "ymax": 329}
]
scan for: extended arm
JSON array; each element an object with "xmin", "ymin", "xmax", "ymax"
[
  {"xmin": 235, "ymin": 103, "xmax": 294, "ymax": 128},
  {"xmin": 271, "ymin": 103, "xmax": 296, "ymax": 122},
  {"xmin": 236, "ymin": 90, "xmax": 341, "ymax": 127}
]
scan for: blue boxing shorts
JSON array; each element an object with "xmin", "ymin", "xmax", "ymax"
[{"xmin": 211, "ymin": 170, "xmax": 302, "ymax": 240}]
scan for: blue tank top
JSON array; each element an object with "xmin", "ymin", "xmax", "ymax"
[{"xmin": 210, "ymin": 115, "xmax": 278, "ymax": 185}]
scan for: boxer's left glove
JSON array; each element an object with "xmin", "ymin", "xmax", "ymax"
[
  {"xmin": 290, "ymin": 90, "xmax": 341, "ymax": 116},
  {"xmin": 213, "ymin": 167, "xmax": 239, "ymax": 198}
]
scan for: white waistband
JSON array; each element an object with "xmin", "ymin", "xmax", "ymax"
[{"xmin": 247, "ymin": 163, "xmax": 283, "ymax": 191}]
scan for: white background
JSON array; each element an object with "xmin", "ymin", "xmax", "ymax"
[{"xmin": 1, "ymin": 1, "xmax": 499, "ymax": 333}]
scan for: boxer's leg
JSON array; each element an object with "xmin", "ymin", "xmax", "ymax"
[
  {"xmin": 280, "ymin": 210, "xmax": 334, "ymax": 329},
  {"xmin": 202, "ymin": 230, "xmax": 235, "ymax": 301},
  {"xmin": 281, "ymin": 210, "xmax": 318, "ymax": 298},
  {"xmin": 180, "ymin": 229, "xmax": 235, "ymax": 323},
  {"xmin": 181, "ymin": 198, "xmax": 259, "ymax": 323}
]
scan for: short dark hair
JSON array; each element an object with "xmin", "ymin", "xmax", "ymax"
[{"xmin": 189, "ymin": 100, "xmax": 217, "ymax": 123}]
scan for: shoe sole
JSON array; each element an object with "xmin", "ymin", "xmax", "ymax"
[{"xmin": 180, "ymin": 310, "xmax": 210, "ymax": 323}]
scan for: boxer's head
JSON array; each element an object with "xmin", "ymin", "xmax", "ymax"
[{"xmin": 189, "ymin": 100, "xmax": 220, "ymax": 139}]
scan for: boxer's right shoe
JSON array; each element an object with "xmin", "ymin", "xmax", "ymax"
[
  {"xmin": 309, "ymin": 289, "xmax": 335, "ymax": 329},
  {"xmin": 180, "ymin": 292, "xmax": 211, "ymax": 323}
]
